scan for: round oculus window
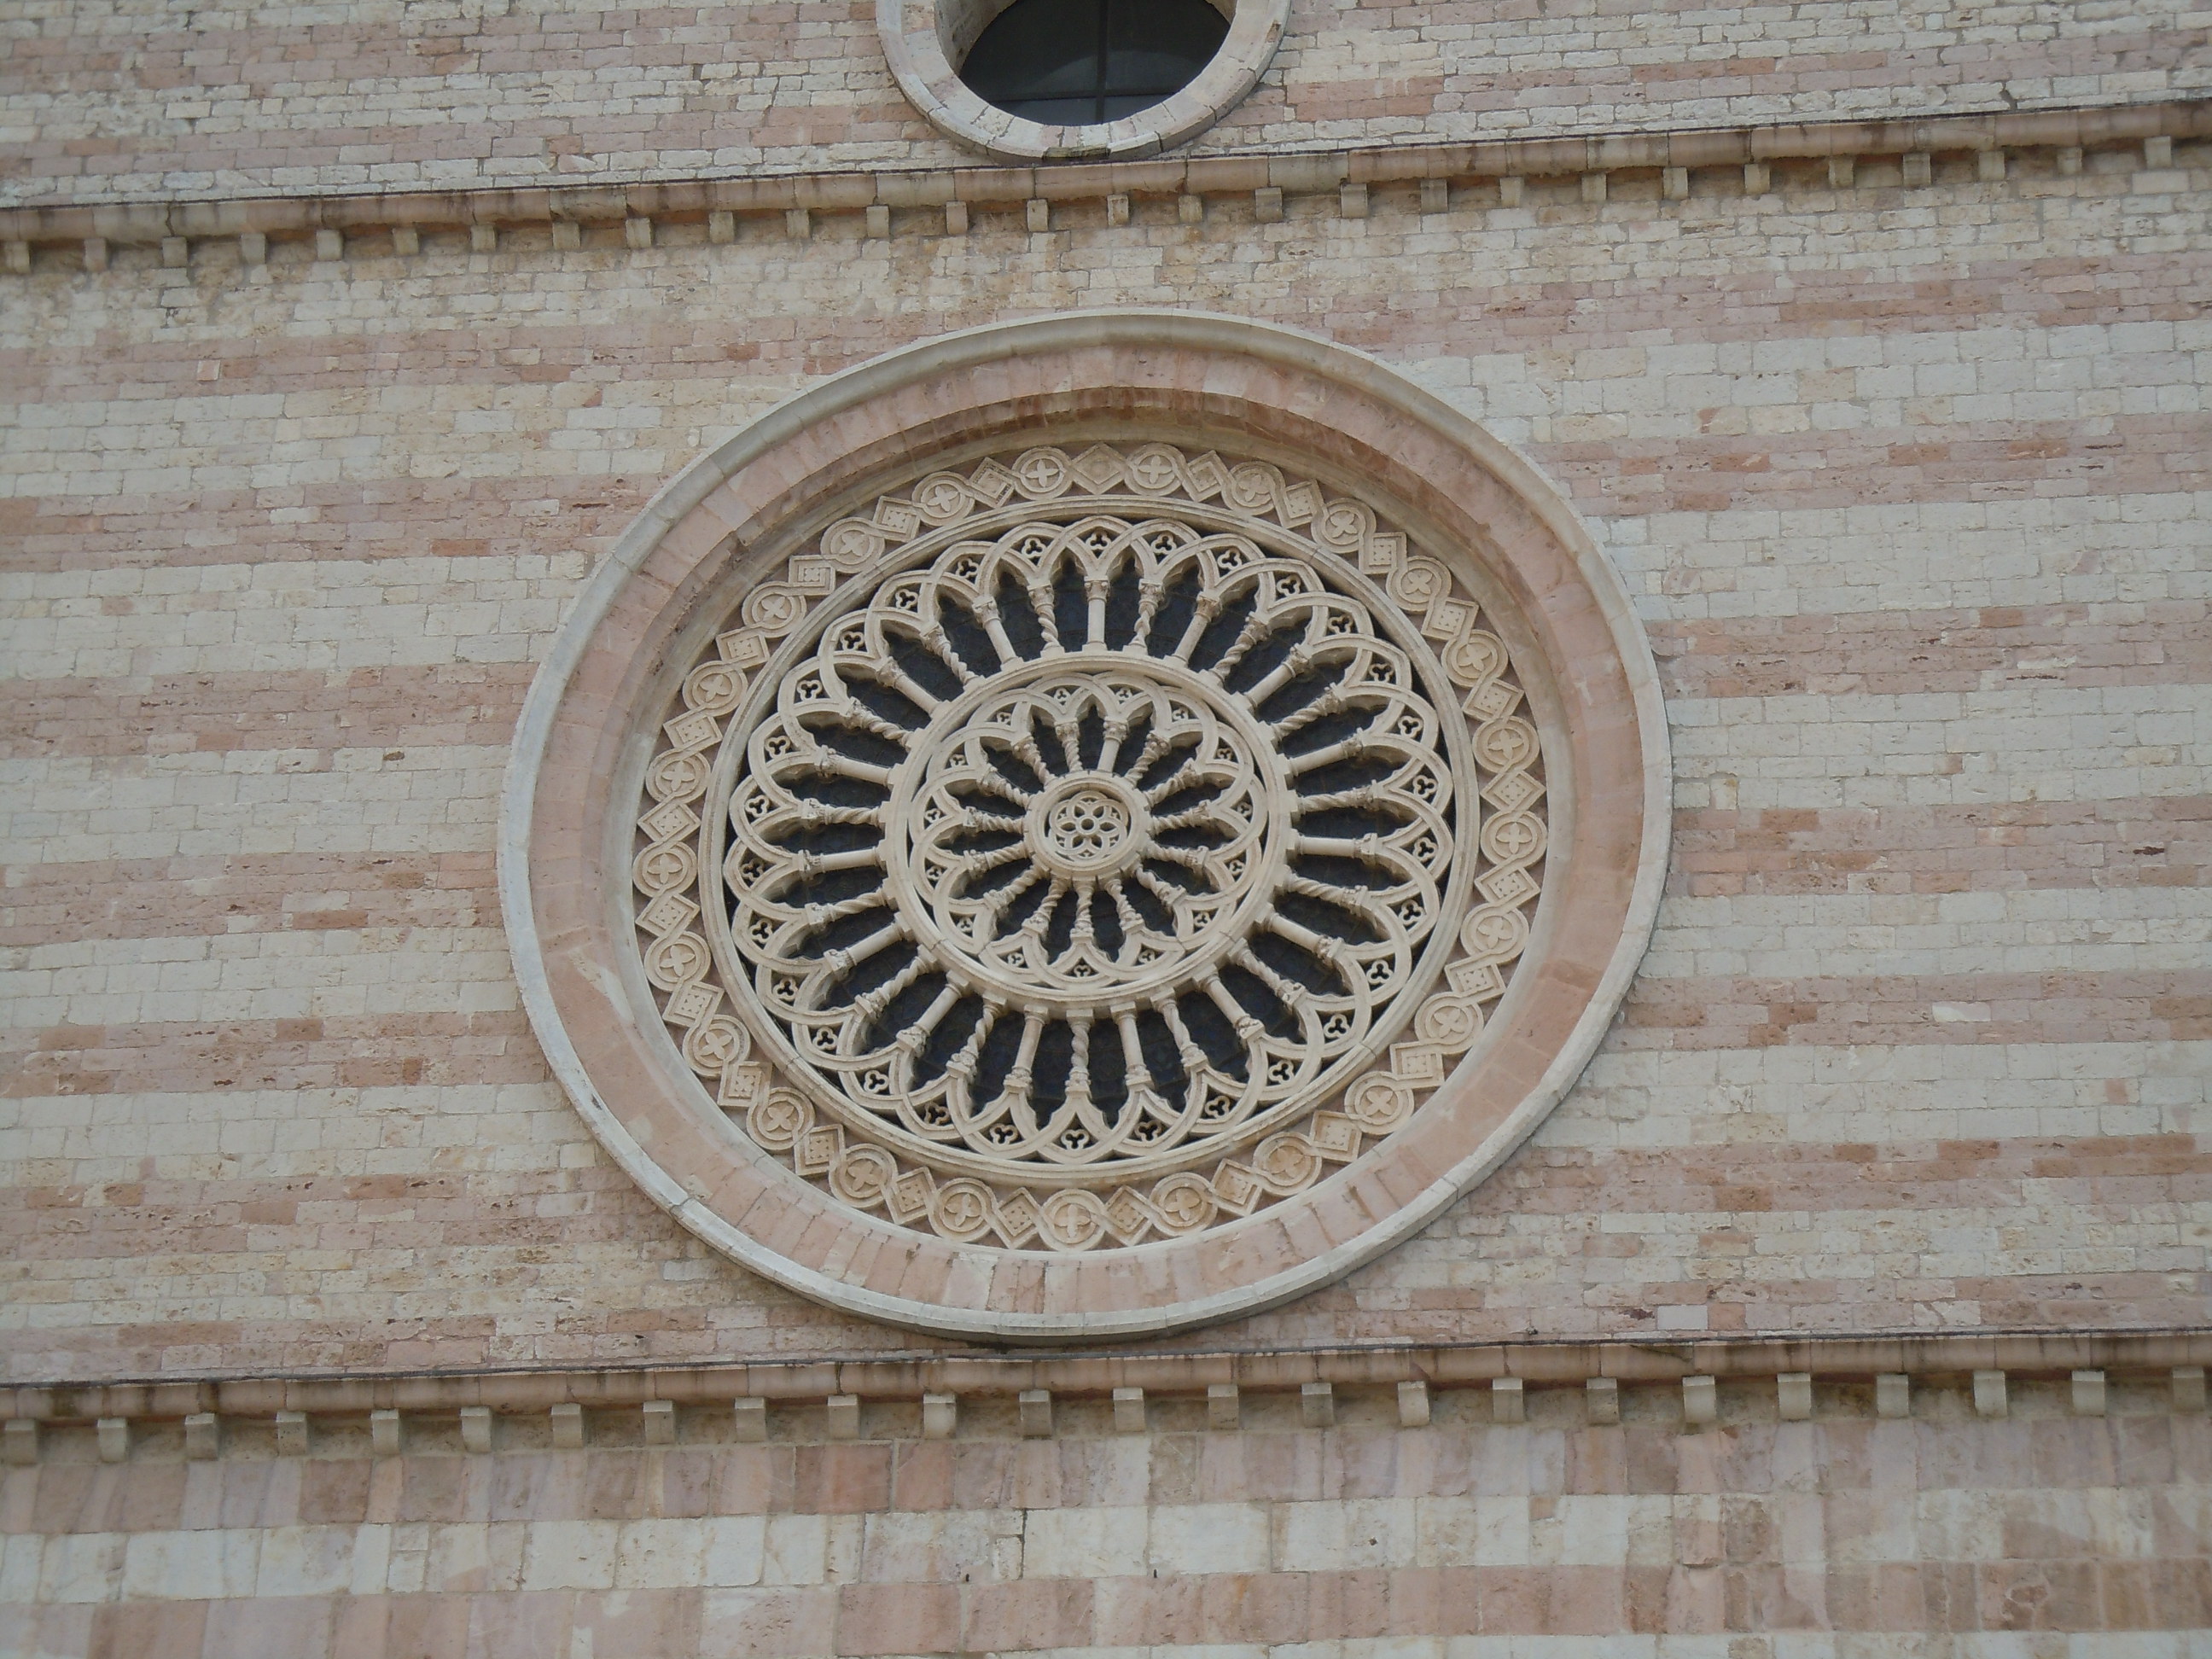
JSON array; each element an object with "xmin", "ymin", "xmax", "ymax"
[
  {"xmin": 958, "ymin": 0, "xmax": 1229, "ymax": 127},
  {"xmin": 877, "ymin": 0, "xmax": 1288, "ymax": 162}
]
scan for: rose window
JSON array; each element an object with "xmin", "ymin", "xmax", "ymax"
[{"xmin": 632, "ymin": 443, "xmax": 1548, "ymax": 1251}]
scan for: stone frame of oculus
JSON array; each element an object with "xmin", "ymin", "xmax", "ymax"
[
  {"xmin": 504, "ymin": 312, "xmax": 1670, "ymax": 1342},
  {"xmin": 879, "ymin": 0, "xmax": 1286, "ymax": 161}
]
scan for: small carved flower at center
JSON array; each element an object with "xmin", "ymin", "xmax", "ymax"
[{"xmin": 1043, "ymin": 784, "xmax": 1132, "ymax": 866}]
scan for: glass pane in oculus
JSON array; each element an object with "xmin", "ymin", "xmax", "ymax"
[{"xmin": 960, "ymin": 0, "xmax": 1229, "ymax": 125}]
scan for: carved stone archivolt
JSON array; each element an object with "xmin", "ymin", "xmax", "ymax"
[{"xmin": 630, "ymin": 442, "xmax": 1546, "ymax": 1252}]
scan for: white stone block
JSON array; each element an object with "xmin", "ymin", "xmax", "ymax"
[
  {"xmin": 1778, "ymin": 1373, "xmax": 1813, "ymax": 1421},
  {"xmin": 2071, "ymin": 1370, "xmax": 2107, "ymax": 1417},
  {"xmin": 1876, "ymin": 1374, "xmax": 1912, "ymax": 1419},
  {"xmin": 1587, "ymin": 1377, "xmax": 1621, "ymax": 1424},
  {"xmin": 1682, "ymin": 1376, "xmax": 1717, "ymax": 1427},
  {"xmin": 1207, "ymin": 1382, "xmax": 1239, "ymax": 1429},
  {"xmin": 1302, "ymin": 1381, "xmax": 1335, "ymax": 1427},
  {"xmin": 1397, "ymin": 1380, "xmax": 1430, "ymax": 1427},
  {"xmin": 1018, "ymin": 1388, "xmax": 1052, "ymax": 1438},
  {"xmin": 1973, "ymin": 1370, "xmax": 2008, "ymax": 1417},
  {"xmin": 1493, "ymin": 1377, "xmax": 1525, "ymax": 1424},
  {"xmin": 1113, "ymin": 1386, "xmax": 1145, "ymax": 1432}
]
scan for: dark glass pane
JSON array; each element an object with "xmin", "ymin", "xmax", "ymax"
[
  {"xmin": 961, "ymin": 0, "xmax": 1228, "ymax": 126},
  {"xmin": 997, "ymin": 96, "xmax": 1116, "ymax": 124}
]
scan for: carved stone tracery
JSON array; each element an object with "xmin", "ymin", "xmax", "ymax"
[{"xmin": 630, "ymin": 442, "xmax": 1547, "ymax": 1252}]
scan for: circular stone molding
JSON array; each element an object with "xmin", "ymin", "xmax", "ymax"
[
  {"xmin": 879, "ymin": 0, "xmax": 1286, "ymax": 161},
  {"xmin": 503, "ymin": 311, "xmax": 1670, "ymax": 1341}
]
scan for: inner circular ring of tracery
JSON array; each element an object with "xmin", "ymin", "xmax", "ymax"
[{"xmin": 635, "ymin": 440, "xmax": 1546, "ymax": 1251}]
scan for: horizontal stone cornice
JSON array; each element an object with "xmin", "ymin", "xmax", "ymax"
[
  {"xmin": 2, "ymin": 97, "xmax": 2203, "ymax": 255},
  {"xmin": 7, "ymin": 1326, "xmax": 2209, "ymax": 1423}
]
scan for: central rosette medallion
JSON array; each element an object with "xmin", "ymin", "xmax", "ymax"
[
  {"xmin": 1040, "ymin": 784, "xmax": 1132, "ymax": 869},
  {"xmin": 896, "ymin": 659, "xmax": 1277, "ymax": 1004}
]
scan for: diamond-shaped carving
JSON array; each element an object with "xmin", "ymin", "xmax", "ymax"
[
  {"xmin": 1307, "ymin": 1111, "xmax": 1362, "ymax": 1161},
  {"xmin": 992, "ymin": 1189, "xmax": 1041, "ymax": 1245},
  {"xmin": 1387, "ymin": 1042, "xmax": 1447, "ymax": 1084},
  {"xmin": 637, "ymin": 799, "xmax": 701, "ymax": 845},
  {"xmin": 888, "ymin": 1167, "xmax": 934, "ymax": 1224},
  {"xmin": 1422, "ymin": 596, "xmax": 1476, "ymax": 640},
  {"xmin": 1484, "ymin": 768, "xmax": 1543, "ymax": 811},
  {"xmin": 1466, "ymin": 680, "xmax": 1523, "ymax": 721},
  {"xmin": 966, "ymin": 457, "xmax": 1017, "ymax": 505},
  {"xmin": 1361, "ymin": 531, "xmax": 1406, "ymax": 576},
  {"xmin": 1210, "ymin": 1163, "xmax": 1266, "ymax": 1215},
  {"xmin": 872, "ymin": 499, "xmax": 923, "ymax": 539},
  {"xmin": 795, "ymin": 1124, "xmax": 842, "ymax": 1177},
  {"xmin": 661, "ymin": 710, "xmax": 719, "ymax": 754},
  {"xmin": 1479, "ymin": 866, "xmax": 1540, "ymax": 908},
  {"xmin": 717, "ymin": 1061, "xmax": 770, "ymax": 1108},
  {"xmin": 1069, "ymin": 445, "xmax": 1126, "ymax": 493},
  {"xmin": 662, "ymin": 981, "xmax": 722, "ymax": 1027},
  {"xmin": 637, "ymin": 891, "xmax": 699, "ymax": 938},
  {"xmin": 1103, "ymin": 1188, "xmax": 1153, "ymax": 1244},
  {"xmin": 716, "ymin": 628, "xmax": 770, "ymax": 667}
]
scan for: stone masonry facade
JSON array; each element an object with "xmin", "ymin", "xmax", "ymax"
[
  {"xmin": 3, "ymin": 0, "xmax": 2207, "ymax": 201},
  {"xmin": 2, "ymin": 0, "xmax": 2209, "ymax": 1649},
  {"xmin": 3, "ymin": 1371, "xmax": 2210, "ymax": 1656}
]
